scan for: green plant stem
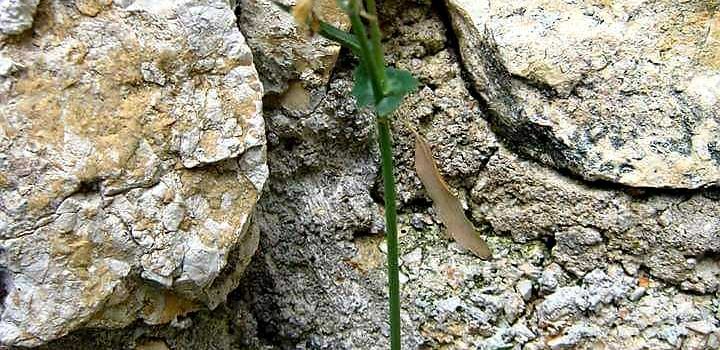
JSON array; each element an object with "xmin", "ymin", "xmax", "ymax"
[
  {"xmin": 359, "ymin": 0, "xmax": 401, "ymax": 345},
  {"xmin": 377, "ymin": 117, "xmax": 401, "ymax": 350},
  {"xmin": 364, "ymin": 0, "xmax": 386, "ymax": 86},
  {"xmin": 348, "ymin": 0, "xmax": 384, "ymax": 96}
]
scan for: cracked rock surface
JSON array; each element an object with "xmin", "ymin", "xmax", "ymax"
[
  {"xmin": 0, "ymin": 0, "xmax": 266, "ymax": 346},
  {"xmin": 447, "ymin": 0, "xmax": 720, "ymax": 188},
  {"xmin": 13, "ymin": 0, "xmax": 720, "ymax": 349}
]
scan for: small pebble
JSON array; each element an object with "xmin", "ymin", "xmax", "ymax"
[
  {"xmin": 517, "ymin": 279, "xmax": 534, "ymax": 301},
  {"xmin": 629, "ymin": 287, "xmax": 646, "ymax": 301}
]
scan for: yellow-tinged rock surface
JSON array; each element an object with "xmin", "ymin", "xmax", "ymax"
[{"xmin": 0, "ymin": 0, "xmax": 267, "ymax": 347}]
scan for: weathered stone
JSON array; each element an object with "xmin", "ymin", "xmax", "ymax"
[
  {"xmin": 236, "ymin": 0, "xmax": 349, "ymax": 97},
  {"xmin": 0, "ymin": 0, "xmax": 39, "ymax": 35},
  {"xmin": 516, "ymin": 279, "xmax": 533, "ymax": 301},
  {"xmin": 546, "ymin": 323, "xmax": 601, "ymax": 350},
  {"xmin": 471, "ymin": 144, "xmax": 720, "ymax": 293},
  {"xmin": 27, "ymin": 1, "xmax": 720, "ymax": 349},
  {"xmin": 553, "ymin": 227, "xmax": 607, "ymax": 276},
  {"xmin": 447, "ymin": 0, "xmax": 720, "ymax": 189},
  {"xmin": 0, "ymin": 0, "xmax": 266, "ymax": 346}
]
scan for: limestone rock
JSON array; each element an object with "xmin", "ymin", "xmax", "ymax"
[
  {"xmin": 0, "ymin": 0, "xmax": 266, "ymax": 347},
  {"xmin": 472, "ymin": 144, "xmax": 720, "ymax": 292},
  {"xmin": 553, "ymin": 227, "xmax": 607, "ymax": 276},
  {"xmin": 0, "ymin": 0, "xmax": 40, "ymax": 36},
  {"xmin": 447, "ymin": 0, "xmax": 720, "ymax": 188},
  {"xmin": 30, "ymin": 1, "xmax": 720, "ymax": 349},
  {"xmin": 236, "ymin": 0, "xmax": 349, "ymax": 99}
]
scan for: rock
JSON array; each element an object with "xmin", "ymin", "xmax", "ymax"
[
  {"xmin": 552, "ymin": 227, "xmax": 607, "ymax": 276},
  {"xmin": 582, "ymin": 267, "xmax": 634, "ymax": 308},
  {"xmin": 657, "ymin": 324, "xmax": 688, "ymax": 348},
  {"xmin": 537, "ymin": 287, "xmax": 590, "ymax": 325},
  {"xmin": 516, "ymin": 279, "xmax": 533, "ymax": 301},
  {"xmin": 511, "ymin": 321, "xmax": 536, "ymax": 344},
  {"xmin": 482, "ymin": 327, "xmax": 513, "ymax": 350},
  {"xmin": 471, "ymin": 145, "xmax": 720, "ymax": 293},
  {"xmin": 546, "ymin": 323, "xmax": 601, "ymax": 350},
  {"xmin": 628, "ymin": 287, "xmax": 646, "ymax": 302},
  {"xmin": 684, "ymin": 320, "xmax": 717, "ymax": 335},
  {"xmin": 538, "ymin": 263, "xmax": 567, "ymax": 293},
  {"xmin": 0, "ymin": 0, "xmax": 39, "ymax": 36},
  {"xmin": 402, "ymin": 247, "xmax": 423, "ymax": 265},
  {"xmin": 0, "ymin": 0, "xmax": 266, "ymax": 346},
  {"xmin": 436, "ymin": 296, "xmax": 464, "ymax": 313},
  {"xmin": 236, "ymin": 0, "xmax": 349, "ymax": 96},
  {"xmin": 32, "ymin": 0, "xmax": 720, "ymax": 348},
  {"xmin": 447, "ymin": 0, "xmax": 720, "ymax": 189},
  {"xmin": 501, "ymin": 291, "xmax": 525, "ymax": 323}
]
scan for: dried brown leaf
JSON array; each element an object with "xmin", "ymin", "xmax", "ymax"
[{"xmin": 414, "ymin": 132, "xmax": 492, "ymax": 259}]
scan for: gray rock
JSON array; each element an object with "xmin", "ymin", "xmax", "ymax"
[
  {"xmin": 510, "ymin": 321, "xmax": 536, "ymax": 344},
  {"xmin": 236, "ymin": 0, "xmax": 349, "ymax": 96},
  {"xmin": 629, "ymin": 287, "xmax": 647, "ymax": 302},
  {"xmin": 502, "ymin": 291, "xmax": 525, "ymax": 323},
  {"xmin": 436, "ymin": 296, "xmax": 464, "ymax": 313},
  {"xmin": 552, "ymin": 227, "xmax": 607, "ymax": 276},
  {"xmin": 657, "ymin": 324, "xmax": 688, "ymax": 348},
  {"xmin": 402, "ymin": 247, "xmax": 423, "ymax": 265},
  {"xmin": 538, "ymin": 287, "xmax": 590, "ymax": 325},
  {"xmin": 538, "ymin": 263, "xmax": 566, "ymax": 293},
  {"xmin": 0, "ymin": 0, "xmax": 266, "ymax": 346},
  {"xmin": 0, "ymin": 0, "xmax": 39, "ymax": 35},
  {"xmin": 684, "ymin": 320, "xmax": 717, "ymax": 335},
  {"xmin": 471, "ymin": 144, "xmax": 720, "ymax": 293},
  {"xmin": 482, "ymin": 327, "xmax": 513, "ymax": 350},
  {"xmin": 447, "ymin": 0, "xmax": 720, "ymax": 189},
  {"xmin": 546, "ymin": 323, "xmax": 601, "ymax": 350},
  {"xmin": 582, "ymin": 267, "xmax": 634, "ymax": 308}
]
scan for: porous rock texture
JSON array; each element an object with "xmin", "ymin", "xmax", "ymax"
[
  {"xmin": 0, "ymin": 0, "xmax": 266, "ymax": 347},
  {"xmin": 17, "ymin": 0, "xmax": 720, "ymax": 349}
]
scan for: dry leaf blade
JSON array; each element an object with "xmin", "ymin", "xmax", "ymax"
[{"xmin": 414, "ymin": 133, "xmax": 492, "ymax": 259}]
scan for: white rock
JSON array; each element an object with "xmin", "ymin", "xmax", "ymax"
[
  {"xmin": 0, "ymin": 0, "xmax": 266, "ymax": 346},
  {"xmin": 0, "ymin": 0, "xmax": 39, "ymax": 35},
  {"xmin": 516, "ymin": 279, "xmax": 533, "ymax": 301},
  {"xmin": 685, "ymin": 320, "xmax": 717, "ymax": 335}
]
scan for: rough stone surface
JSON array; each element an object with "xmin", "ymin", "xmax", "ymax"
[
  {"xmin": 18, "ymin": 0, "xmax": 720, "ymax": 349},
  {"xmin": 0, "ymin": 0, "xmax": 40, "ymax": 36},
  {"xmin": 447, "ymin": 0, "xmax": 720, "ymax": 189},
  {"xmin": 0, "ymin": 0, "xmax": 266, "ymax": 346},
  {"xmin": 471, "ymin": 144, "xmax": 720, "ymax": 293},
  {"xmin": 236, "ymin": 0, "xmax": 349, "ymax": 98}
]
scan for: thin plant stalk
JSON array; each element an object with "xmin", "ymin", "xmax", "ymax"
[
  {"xmin": 377, "ymin": 118, "xmax": 401, "ymax": 350},
  {"xmin": 347, "ymin": 1, "xmax": 384, "ymax": 96},
  {"xmin": 364, "ymin": 0, "xmax": 386, "ymax": 85},
  {"xmin": 279, "ymin": 1, "xmax": 413, "ymax": 347},
  {"xmin": 356, "ymin": 1, "xmax": 401, "ymax": 348}
]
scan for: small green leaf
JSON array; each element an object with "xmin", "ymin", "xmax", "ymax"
[
  {"xmin": 376, "ymin": 95, "xmax": 403, "ymax": 117},
  {"xmin": 376, "ymin": 68, "xmax": 418, "ymax": 117},
  {"xmin": 384, "ymin": 68, "xmax": 418, "ymax": 96},
  {"xmin": 335, "ymin": 0, "xmax": 350, "ymax": 12},
  {"xmin": 318, "ymin": 21, "xmax": 361, "ymax": 53},
  {"xmin": 352, "ymin": 65, "xmax": 375, "ymax": 107}
]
